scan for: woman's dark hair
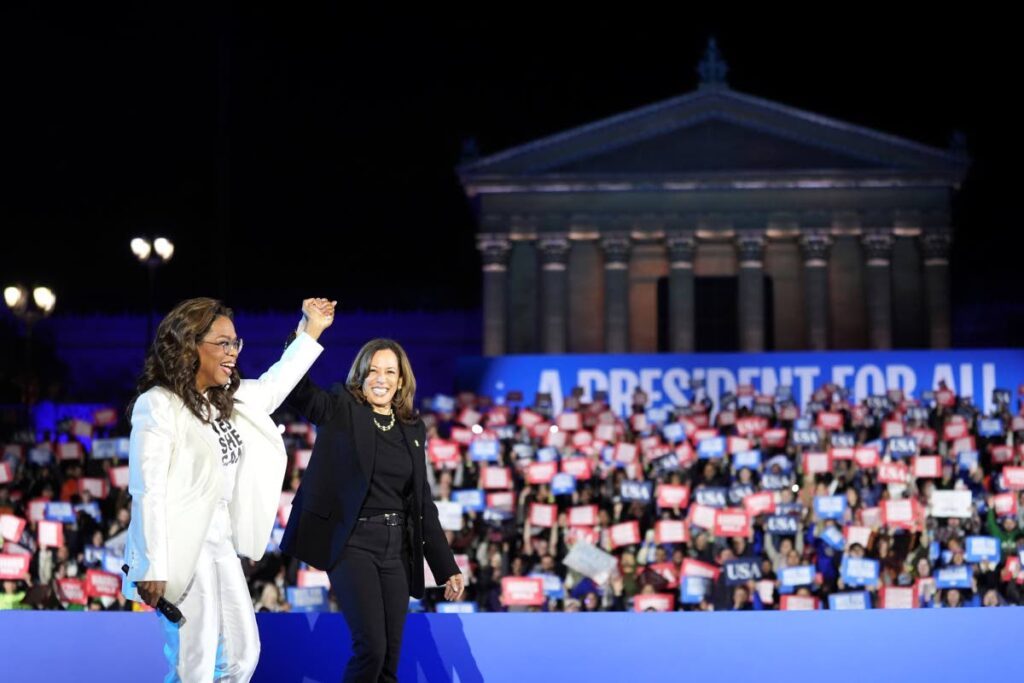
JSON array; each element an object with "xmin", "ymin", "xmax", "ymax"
[
  {"xmin": 127, "ymin": 297, "xmax": 240, "ymax": 423},
  {"xmin": 345, "ymin": 338, "xmax": 418, "ymax": 423}
]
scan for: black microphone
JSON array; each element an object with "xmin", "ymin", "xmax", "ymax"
[{"xmin": 121, "ymin": 564, "xmax": 187, "ymax": 625}]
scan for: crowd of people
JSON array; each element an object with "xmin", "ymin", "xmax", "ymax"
[{"xmin": 2, "ymin": 380, "xmax": 1023, "ymax": 613}]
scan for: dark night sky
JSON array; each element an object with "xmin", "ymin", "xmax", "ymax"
[{"xmin": 1, "ymin": 9, "xmax": 1018, "ymax": 321}]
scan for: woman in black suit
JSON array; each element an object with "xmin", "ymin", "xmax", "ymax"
[{"xmin": 280, "ymin": 337, "xmax": 463, "ymax": 682}]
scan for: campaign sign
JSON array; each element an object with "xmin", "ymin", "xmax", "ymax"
[
  {"xmin": 831, "ymin": 433, "xmax": 856, "ymax": 449},
  {"xmin": 501, "ymin": 577, "xmax": 545, "ymax": 606},
  {"xmin": 912, "ymin": 428, "xmax": 937, "ymax": 452},
  {"xmin": 530, "ymin": 572, "xmax": 565, "ymax": 599},
  {"xmin": 680, "ymin": 558, "xmax": 721, "ymax": 581},
  {"xmin": 656, "ymin": 484, "xmax": 690, "ymax": 509},
  {"xmin": 882, "ymin": 499, "xmax": 919, "ymax": 530},
  {"xmin": 803, "ymin": 452, "xmax": 831, "ymax": 474},
  {"xmin": 469, "ymin": 439, "xmax": 500, "ymax": 463},
  {"xmin": 732, "ymin": 450, "xmax": 762, "ymax": 470},
  {"xmin": 571, "ymin": 430, "xmax": 594, "ymax": 449},
  {"xmin": 978, "ymin": 419, "xmax": 1004, "ymax": 438},
  {"xmin": 101, "ymin": 552, "xmax": 125, "ymax": 576},
  {"xmin": 56, "ymin": 578, "xmax": 88, "ymax": 606},
  {"xmin": 527, "ymin": 503, "xmax": 556, "ymax": 529},
  {"xmin": 1003, "ymin": 466, "xmax": 1024, "ymax": 490},
  {"xmin": 993, "ymin": 493, "xmax": 1017, "ymax": 517},
  {"xmin": 689, "ymin": 504, "xmax": 718, "ymax": 530},
  {"xmin": 879, "ymin": 586, "xmax": 917, "ymax": 609},
  {"xmin": 0, "ymin": 515, "xmax": 26, "ymax": 543},
  {"xmin": 886, "ymin": 437, "xmax": 918, "ymax": 459},
  {"xmin": 609, "ymin": 521, "xmax": 641, "ymax": 548},
  {"xmin": 792, "ymin": 430, "xmax": 821, "ymax": 448},
  {"xmin": 79, "ymin": 477, "xmax": 109, "ymax": 499},
  {"xmin": 882, "ymin": 420, "xmax": 905, "ymax": 439},
  {"xmin": 840, "ymin": 557, "xmax": 880, "ymax": 587},
  {"xmin": 878, "ymin": 462, "xmax": 909, "ymax": 485},
  {"xmin": 557, "ymin": 412, "xmax": 582, "ymax": 432},
  {"xmin": 45, "ymin": 502, "xmax": 76, "ymax": 524},
  {"xmin": 694, "ymin": 487, "xmax": 727, "ymax": 508},
  {"xmin": 853, "ymin": 447, "xmax": 880, "ymax": 469},
  {"xmin": 952, "ymin": 437, "xmax": 977, "ymax": 456},
  {"xmin": 714, "ymin": 508, "xmax": 751, "ymax": 537},
  {"xmin": 762, "ymin": 428, "xmax": 788, "ymax": 448},
  {"xmin": 766, "ymin": 515, "xmax": 799, "ymax": 535},
  {"xmin": 780, "ymin": 595, "xmax": 819, "ymax": 611},
  {"xmin": 814, "ymin": 495, "xmax": 847, "ymax": 521},
  {"xmin": 655, "ymin": 520, "xmax": 688, "ymax": 544},
  {"xmin": 551, "ymin": 473, "xmax": 576, "ymax": 496},
  {"xmin": 428, "ymin": 439, "xmax": 460, "ymax": 466},
  {"xmin": 935, "ymin": 566, "xmax": 972, "ymax": 590},
  {"xmin": 75, "ymin": 502, "xmax": 102, "ymax": 524},
  {"xmin": 286, "ymin": 587, "xmax": 329, "ymax": 613},
  {"xmin": 451, "ymin": 490, "xmax": 485, "ymax": 512},
  {"xmin": 680, "ymin": 576, "xmax": 710, "ymax": 605},
  {"xmin": 0, "ymin": 554, "xmax": 31, "ymax": 579},
  {"xmin": 436, "ymin": 602, "xmax": 478, "ymax": 614},
  {"xmin": 38, "ymin": 520, "xmax": 64, "ymax": 548},
  {"xmin": 662, "ymin": 422, "xmax": 686, "ymax": 444},
  {"xmin": 991, "ymin": 445, "xmax": 1014, "ymax": 464},
  {"xmin": 297, "ymin": 569, "xmax": 331, "ymax": 589},
  {"xmin": 779, "ymin": 565, "xmax": 815, "ymax": 589},
  {"xmin": 91, "ymin": 438, "xmax": 130, "ymax": 460},
  {"xmin": 634, "ymin": 593, "xmax": 675, "ymax": 612},
  {"xmin": 561, "ymin": 457, "xmax": 593, "ymax": 480},
  {"xmin": 761, "ymin": 473, "xmax": 794, "ymax": 491},
  {"xmin": 829, "ymin": 592, "xmax": 871, "ymax": 610},
  {"xmin": 620, "ymin": 481, "xmax": 653, "ymax": 503},
  {"xmin": 527, "ymin": 462, "xmax": 558, "ymax": 485},
  {"xmin": 481, "ymin": 466, "xmax": 512, "ymax": 490},
  {"xmin": 724, "ymin": 559, "xmax": 763, "ymax": 586},
  {"xmin": 965, "ymin": 536, "xmax": 1001, "ymax": 564},
  {"xmin": 957, "ymin": 450, "xmax": 979, "ymax": 472},
  {"xmin": 485, "ymin": 491, "xmax": 515, "ymax": 513},
  {"xmin": 728, "ymin": 484, "xmax": 755, "ymax": 506},
  {"xmin": 613, "ymin": 443, "xmax": 638, "ymax": 465},
  {"xmin": 568, "ymin": 505, "xmax": 598, "ymax": 527},
  {"xmin": 436, "ymin": 501, "xmax": 464, "ymax": 532},
  {"xmin": 821, "ymin": 526, "xmax": 846, "ymax": 551},
  {"xmin": 696, "ymin": 437, "xmax": 726, "ymax": 459},
  {"xmin": 845, "ymin": 526, "xmax": 872, "ymax": 549},
  {"xmin": 743, "ymin": 491, "xmax": 775, "ymax": 517},
  {"xmin": 84, "ymin": 569, "xmax": 121, "ymax": 598},
  {"xmin": 817, "ymin": 412, "xmax": 844, "ymax": 431}
]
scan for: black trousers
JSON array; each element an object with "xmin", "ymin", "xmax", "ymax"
[{"xmin": 329, "ymin": 520, "xmax": 410, "ymax": 683}]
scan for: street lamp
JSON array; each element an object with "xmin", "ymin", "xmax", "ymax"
[
  {"xmin": 4, "ymin": 283, "xmax": 57, "ymax": 406},
  {"xmin": 131, "ymin": 236, "xmax": 175, "ymax": 345}
]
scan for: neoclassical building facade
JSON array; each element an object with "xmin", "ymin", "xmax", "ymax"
[{"xmin": 459, "ymin": 43, "xmax": 969, "ymax": 356}]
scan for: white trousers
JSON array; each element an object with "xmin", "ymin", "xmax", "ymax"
[{"xmin": 160, "ymin": 501, "xmax": 260, "ymax": 682}]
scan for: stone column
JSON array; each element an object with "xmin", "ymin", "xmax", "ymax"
[
  {"xmin": 799, "ymin": 233, "xmax": 832, "ymax": 350},
  {"xmin": 736, "ymin": 232, "xmax": 766, "ymax": 352},
  {"xmin": 862, "ymin": 230, "xmax": 895, "ymax": 349},
  {"xmin": 479, "ymin": 235, "xmax": 510, "ymax": 357},
  {"xmin": 600, "ymin": 234, "xmax": 631, "ymax": 353},
  {"xmin": 539, "ymin": 235, "xmax": 570, "ymax": 353},
  {"xmin": 921, "ymin": 232, "xmax": 952, "ymax": 348},
  {"xmin": 667, "ymin": 232, "xmax": 696, "ymax": 352}
]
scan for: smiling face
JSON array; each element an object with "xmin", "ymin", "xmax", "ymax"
[
  {"xmin": 361, "ymin": 349, "xmax": 402, "ymax": 414},
  {"xmin": 195, "ymin": 315, "xmax": 239, "ymax": 392}
]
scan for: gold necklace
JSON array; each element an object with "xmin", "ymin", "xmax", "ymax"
[{"xmin": 373, "ymin": 407, "xmax": 395, "ymax": 432}]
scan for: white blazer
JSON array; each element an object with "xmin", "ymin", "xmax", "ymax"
[{"xmin": 122, "ymin": 332, "xmax": 323, "ymax": 604}]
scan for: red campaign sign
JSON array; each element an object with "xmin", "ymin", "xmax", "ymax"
[
  {"xmin": 727, "ymin": 437, "xmax": 751, "ymax": 455},
  {"xmin": 293, "ymin": 449, "xmax": 313, "ymax": 470},
  {"xmin": 84, "ymin": 569, "xmax": 121, "ymax": 598},
  {"xmin": 762, "ymin": 428, "xmax": 788, "ymax": 448},
  {"xmin": 561, "ymin": 457, "xmax": 593, "ymax": 480},
  {"xmin": 680, "ymin": 558, "xmax": 720, "ymax": 581},
  {"xmin": 38, "ymin": 520, "xmax": 65, "ymax": 548},
  {"xmin": 278, "ymin": 491, "xmax": 295, "ymax": 527},
  {"xmin": 297, "ymin": 569, "xmax": 330, "ymax": 588},
  {"xmin": 680, "ymin": 418, "xmax": 699, "ymax": 438},
  {"xmin": 0, "ymin": 514, "xmax": 27, "ymax": 543},
  {"xmin": 450, "ymin": 427, "xmax": 473, "ymax": 446},
  {"xmin": 655, "ymin": 520, "xmax": 688, "ymax": 544},
  {"xmin": 692, "ymin": 428, "xmax": 719, "ymax": 444},
  {"xmin": 106, "ymin": 465, "xmax": 129, "ymax": 491},
  {"xmin": 882, "ymin": 421, "xmax": 904, "ymax": 438},
  {"xmin": 529, "ymin": 503, "xmax": 556, "ymax": 528},
  {"xmin": 486, "ymin": 491, "xmax": 515, "ymax": 512},
  {"xmin": 830, "ymin": 447, "xmax": 854, "ymax": 461},
  {"xmin": 572, "ymin": 430, "xmax": 594, "ymax": 448},
  {"xmin": 879, "ymin": 585, "xmax": 918, "ymax": 609},
  {"xmin": 991, "ymin": 445, "xmax": 1014, "ymax": 465},
  {"xmin": 457, "ymin": 408, "xmax": 482, "ymax": 428},
  {"xmin": 689, "ymin": 504, "xmax": 717, "ymax": 531},
  {"xmin": 947, "ymin": 414, "xmax": 967, "ymax": 426},
  {"xmin": 427, "ymin": 439, "xmax": 460, "ymax": 466},
  {"xmin": 877, "ymin": 462, "xmax": 909, "ymax": 484},
  {"xmin": 690, "ymin": 413, "xmax": 710, "ymax": 428},
  {"xmin": 557, "ymin": 413, "xmax": 582, "ymax": 432},
  {"xmin": 717, "ymin": 411, "xmax": 736, "ymax": 427},
  {"xmin": 647, "ymin": 562, "xmax": 680, "ymax": 589},
  {"xmin": 736, "ymin": 416, "xmax": 768, "ymax": 437},
  {"xmin": 568, "ymin": 505, "xmax": 598, "ymax": 527},
  {"xmin": 912, "ymin": 428, "xmax": 937, "ymax": 452},
  {"xmin": 656, "ymin": 484, "xmax": 690, "ymax": 509},
  {"xmin": 79, "ymin": 477, "xmax": 109, "ymax": 499},
  {"xmin": 943, "ymin": 422, "xmax": 969, "ymax": 441},
  {"xmin": 613, "ymin": 443, "xmax": 638, "ymax": 464},
  {"xmin": 526, "ymin": 462, "xmax": 558, "ymax": 485},
  {"xmin": 486, "ymin": 408, "xmax": 509, "ymax": 428},
  {"xmin": 912, "ymin": 456, "xmax": 941, "ymax": 479},
  {"xmin": 57, "ymin": 442, "xmax": 83, "ymax": 461},
  {"xmin": 481, "ymin": 466, "xmax": 512, "ymax": 490},
  {"xmin": 860, "ymin": 507, "xmax": 883, "ymax": 529},
  {"xmin": 594, "ymin": 423, "xmax": 618, "ymax": 443},
  {"xmin": 780, "ymin": 405, "xmax": 800, "ymax": 421},
  {"xmin": 845, "ymin": 525, "xmax": 873, "ymax": 549},
  {"xmin": 951, "ymin": 436, "xmax": 976, "ymax": 456},
  {"xmin": 851, "ymin": 405, "xmax": 868, "ymax": 425},
  {"xmin": 544, "ymin": 429, "xmax": 568, "ymax": 449},
  {"xmin": 882, "ymin": 499, "xmax": 921, "ymax": 530},
  {"xmin": 1012, "ymin": 416, "xmax": 1024, "ymax": 432},
  {"xmin": 70, "ymin": 419, "xmax": 93, "ymax": 438},
  {"xmin": 817, "ymin": 412, "xmax": 844, "ymax": 431},
  {"xmin": 501, "ymin": 577, "xmax": 545, "ymax": 606},
  {"xmin": 935, "ymin": 389, "xmax": 956, "ymax": 407},
  {"xmin": 530, "ymin": 422, "xmax": 552, "ymax": 440},
  {"xmin": 853, "ymin": 447, "xmax": 880, "ymax": 469},
  {"xmin": 92, "ymin": 408, "xmax": 119, "ymax": 428},
  {"xmin": 57, "ymin": 578, "xmax": 87, "ymax": 605},
  {"xmin": 780, "ymin": 595, "xmax": 820, "ymax": 611},
  {"xmin": 0, "ymin": 463, "xmax": 12, "ymax": 485},
  {"xmin": 630, "ymin": 414, "xmax": 648, "ymax": 433},
  {"xmin": 0, "ymin": 554, "xmax": 31, "ymax": 579},
  {"xmin": 633, "ymin": 593, "xmax": 675, "ymax": 612},
  {"xmin": 675, "ymin": 442, "xmax": 697, "ymax": 467},
  {"xmin": 518, "ymin": 410, "xmax": 544, "ymax": 429},
  {"xmin": 1003, "ymin": 467, "xmax": 1024, "ymax": 491},
  {"xmin": 609, "ymin": 521, "xmax": 641, "ymax": 548},
  {"xmin": 803, "ymin": 452, "xmax": 832, "ymax": 474},
  {"xmin": 639, "ymin": 435, "xmax": 662, "ymax": 457},
  {"xmin": 644, "ymin": 444, "xmax": 673, "ymax": 466},
  {"xmin": 714, "ymin": 508, "xmax": 751, "ymax": 538},
  {"xmin": 566, "ymin": 527, "xmax": 599, "ymax": 546},
  {"xmin": 993, "ymin": 493, "xmax": 1018, "ymax": 517},
  {"xmin": 286, "ymin": 423, "xmax": 310, "ymax": 435},
  {"xmin": 743, "ymin": 491, "xmax": 776, "ymax": 517},
  {"xmin": 27, "ymin": 498, "xmax": 48, "ymax": 523}
]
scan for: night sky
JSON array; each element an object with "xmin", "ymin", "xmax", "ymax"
[{"xmin": 1, "ymin": 9, "xmax": 1018, "ymax": 325}]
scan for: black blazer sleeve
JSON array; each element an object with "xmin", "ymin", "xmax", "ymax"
[
  {"xmin": 418, "ymin": 424, "xmax": 460, "ymax": 582},
  {"xmin": 286, "ymin": 373, "xmax": 339, "ymax": 426}
]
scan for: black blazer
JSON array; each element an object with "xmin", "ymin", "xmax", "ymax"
[{"xmin": 279, "ymin": 373, "xmax": 459, "ymax": 599}]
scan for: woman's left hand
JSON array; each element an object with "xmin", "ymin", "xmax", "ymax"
[
  {"xmin": 300, "ymin": 298, "xmax": 337, "ymax": 341},
  {"xmin": 444, "ymin": 573, "xmax": 465, "ymax": 601}
]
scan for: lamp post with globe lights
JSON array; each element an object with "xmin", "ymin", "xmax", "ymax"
[
  {"xmin": 4, "ymin": 284, "xmax": 56, "ymax": 406},
  {"xmin": 131, "ymin": 236, "xmax": 175, "ymax": 345}
]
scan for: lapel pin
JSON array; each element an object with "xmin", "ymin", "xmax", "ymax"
[{"xmin": 414, "ymin": 439, "xmax": 420, "ymax": 447}]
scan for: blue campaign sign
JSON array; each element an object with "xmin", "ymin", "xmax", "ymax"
[
  {"xmin": 512, "ymin": 444, "xmax": 535, "ymax": 460},
  {"xmin": 621, "ymin": 481, "xmax": 653, "ymax": 503},
  {"xmin": 821, "ymin": 526, "xmax": 846, "ymax": 551},
  {"xmin": 436, "ymin": 601, "xmax": 478, "ymax": 614},
  {"xmin": 551, "ymin": 473, "xmax": 576, "ymax": 496},
  {"xmin": 761, "ymin": 474, "xmax": 794, "ymax": 491},
  {"xmin": 45, "ymin": 502, "xmax": 76, "ymax": 523},
  {"xmin": 662, "ymin": 422, "xmax": 686, "ymax": 444},
  {"xmin": 775, "ymin": 503, "xmax": 804, "ymax": 517},
  {"xmin": 531, "ymin": 573, "xmax": 565, "ymax": 599},
  {"xmin": 694, "ymin": 487, "xmax": 727, "ymax": 508},
  {"xmin": 91, "ymin": 438, "xmax": 130, "ymax": 460},
  {"xmin": 965, "ymin": 536, "xmax": 1001, "ymax": 564},
  {"xmin": 831, "ymin": 433, "xmax": 856, "ymax": 449},
  {"xmin": 724, "ymin": 560, "xmax": 763, "ymax": 586},
  {"xmin": 958, "ymin": 450, "xmax": 979, "ymax": 471},
  {"xmin": 102, "ymin": 553, "xmax": 125, "ymax": 576},
  {"xmin": 779, "ymin": 565, "xmax": 815, "ymax": 588},
  {"xmin": 977, "ymin": 419, "xmax": 1004, "ymax": 438},
  {"xmin": 75, "ymin": 502, "xmax": 103, "ymax": 524},
  {"xmin": 793, "ymin": 418, "xmax": 812, "ymax": 431},
  {"xmin": 929, "ymin": 541, "xmax": 940, "ymax": 562},
  {"xmin": 886, "ymin": 437, "xmax": 918, "ymax": 458},
  {"xmin": 84, "ymin": 546, "xmax": 105, "ymax": 566},
  {"xmin": 680, "ymin": 577, "xmax": 710, "ymax": 604},
  {"xmin": 266, "ymin": 527, "xmax": 284, "ymax": 554},
  {"xmin": 765, "ymin": 455, "xmax": 793, "ymax": 472},
  {"xmin": 766, "ymin": 516, "xmax": 800, "ymax": 535},
  {"xmin": 432, "ymin": 395, "xmax": 456, "ymax": 413},
  {"xmin": 286, "ymin": 587, "xmax": 329, "ymax": 613},
  {"xmin": 791, "ymin": 430, "xmax": 820, "ymax": 448},
  {"xmin": 697, "ymin": 437, "xmax": 726, "ymax": 459},
  {"xmin": 733, "ymin": 450, "xmax": 762, "ymax": 470},
  {"xmin": 840, "ymin": 557, "xmax": 880, "ymax": 587},
  {"xmin": 814, "ymin": 495, "xmax": 847, "ymax": 521},
  {"xmin": 535, "ymin": 447, "xmax": 558, "ymax": 463},
  {"xmin": 452, "ymin": 490, "xmax": 486, "ymax": 512},
  {"xmin": 728, "ymin": 484, "xmax": 755, "ymax": 505},
  {"xmin": 469, "ymin": 440, "xmax": 500, "ymax": 462},
  {"xmin": 829, "ymin": 592, "xmax": 871, "ymax": 610},
  {"xmin": 456, "ymin": 350, "xmax": 1024, "ymax": 418},
  {"xmin": 646, "ymin": 408, "xmax": 669, "ymax": 426},
  {"xmin": 935, "ymin": 566, "xmax": 973, "ymax": 590},
  {"xmin": 494, "ymin": 425, "xmax": 518, "ymax": 441},
  {"xmin": 28, "ymin": 447, "xmax": 53, "ymax": 466}
]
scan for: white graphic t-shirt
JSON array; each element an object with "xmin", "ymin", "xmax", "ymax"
[{"xmin": 210, "ymin": 416, "xmax": 244, "ymax": 504}]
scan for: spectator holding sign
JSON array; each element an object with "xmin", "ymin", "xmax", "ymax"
[{"xmin": 122, "ymin": 297, "xmax": 333, "ymax": 682}]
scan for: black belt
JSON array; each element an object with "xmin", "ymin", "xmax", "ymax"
[{"xmin": 357, "ymin": 512, "xmax": 405, "ymax": 526}]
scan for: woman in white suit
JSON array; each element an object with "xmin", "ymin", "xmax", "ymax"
[{"xmin": 122, "ymin": 296, "xmax": 335, "ymax": 682}]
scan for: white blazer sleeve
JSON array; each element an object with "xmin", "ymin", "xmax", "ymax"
[
  {"xmin": 127, "ymin": 389, "xmax": 176, "ymax": 582},
  {"xmin": 240, "ymin": 331, "xmax": 324, "ymax": 415}
]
